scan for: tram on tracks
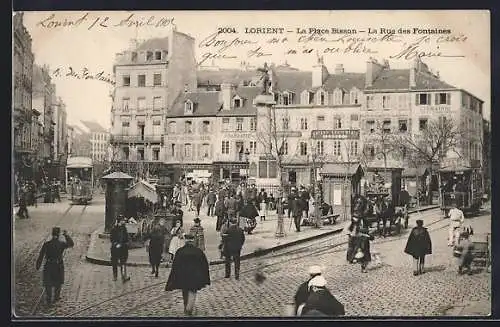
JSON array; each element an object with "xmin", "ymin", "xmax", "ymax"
[
  {"xmin": 439, "ymin": 164, "xmax": 483, "ymax": 217},
  {"xmin": 66, "ymin": 156, "xmax": 94, "ymax": 205}
]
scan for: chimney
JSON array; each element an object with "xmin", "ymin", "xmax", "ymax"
[
  {"xmin": 409, "ymin": 67, "xmax": 416, "ymax": 88},
  {"xmin": 365, "ymin": 58, "xmax": 384, "ymax": 88},
  {"xmin": 312, "ymin": 56, "xmax": 329, "ymax": 88},
  {"xmin": 334, "ymin": 64, "xmax": 344, "ymax": 74},
  {"xmin": 221, "ymin": 83, "xmax": 232, "ymax": 110}
]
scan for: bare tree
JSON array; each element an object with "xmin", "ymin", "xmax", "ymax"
[
  {"xmin": 394, "ymin": 117, "xmax": 463, "ymax": 204},
  {"xmin": 362, "ymin": 120, "xmax": 399, "ymax": 177},
  {"xmin": 256, "ymin": 106, "xmax": 292, "ymax": 236}
]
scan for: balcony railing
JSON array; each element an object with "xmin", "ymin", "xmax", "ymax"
[
  {"xmin": 110, "ymin": 134, "xmax": 164, "ymax": 143},
  {"xmin": 112, "ymin": 107, "xmax": 166, "ymax": 113}
]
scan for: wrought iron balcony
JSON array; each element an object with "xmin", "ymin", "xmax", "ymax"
[{"xmin": 110, "ymin": 134, "xmax": 164, "ymax": 143}]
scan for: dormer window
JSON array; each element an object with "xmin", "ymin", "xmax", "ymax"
[
  {"xmin": 350, "ymin": 89, "xmax": 359, "ymax": 104},
  {"xmin": 309, "ymin": 92, "xmax": 315, "ymax": 104},
  {"xmin": 233, "ymin": 96, "xmax": 242, "ymax": 108},
  {"xmin": 146, "ymin": 51, "xmax": 153, "ymax": 61},
  {"xmin": 283, "ymin": 91, "xmax": 294, "ymax": 105},
  {"xmin": 131, "ymin": 52, "xmax": 137, "ymax": 62},
  {"xmin": 184, "ymin": 100, "xmax": 193, "ymax": 114},
  {"xmin": 333, "ymin": 89, "xmax": 342, "ymax": 105},
  {"xmin": 317, "ymin": 90, "xmax": 327, "ymax": 105},
  {"xmin": 155, "ymin": 51, "xmax": 162, "ymax": 60}
]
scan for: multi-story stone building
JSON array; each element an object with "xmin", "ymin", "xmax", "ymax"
[
  {"xmin": 360, "ymin": 57, "xmax": 484, "ymax": 183},
  {"xmin": 165, "ymin": 89, "xmax": 219, "ymax": 181},
  {"xmin": 52, "ymin": 95, "xmax": 68, "ymax": 180},
  {"xmin": 32, "ymin": 64, "xmax": 56, "ymax": 162},
  {"xmin": 109, "ymin": 31, "xmax": 197, "ymax": 177},
  {"xmin": 13, "ymin": 12, "xmax": 35, "ymax": 179},
  {"xmin": 80, "ymin": 121, "xmax": 110, "ymax": 163}
]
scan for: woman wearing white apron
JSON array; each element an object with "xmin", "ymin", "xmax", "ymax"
[{"xmin": 168, "ymin": 220, "xmax": 185, "ymax": 263}]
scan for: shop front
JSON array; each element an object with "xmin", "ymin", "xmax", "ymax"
[{"xmin": 212, "ymin": 161, "xmax": 250, "ymax": 185}]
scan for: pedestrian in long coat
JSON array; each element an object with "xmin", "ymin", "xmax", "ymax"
[
  {"xmin": 191, "ymin": 191, "xmax": 203, "ymax": 218},
  {"xmin": 351, "ymin": 226, "xmax": 374, "ymax": 273},
  {"xmin": 35, "ymin": 227, "xmax": 74, "ymax": 305},
  {"xmin": 146, "ymin": 223, "xmax": 166, "ymax": 277},
  {"xmin": 16, "ymin": 190, "xmax": 29, "ymax": 219},
  {"xmin": 165, "ymin": 234, "xmax": 210, "ymax": 316},
  {"xmin": 206, "ymin": 190, "xmax": 217, "ymax": 217},
  {"xmin": 189, "ymin": 218, "xmax": 206, "ymax": 251},
  {"xmin": 222, "ymin": 219, "xmax": 245, "ymax": 280},
  {"xmin": 404, "ymin": 219, "xmax": 432, "ymax": 275},
  {"xmin": 292, "ymin": 194, "xmax": 303, "ymax": 232},
  {"xmin": 214, "ymin": 198, "xmax": 227, "ymax": 232}
]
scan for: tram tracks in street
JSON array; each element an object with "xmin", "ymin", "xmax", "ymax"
[
  {"xmin": 64, "ymin": 208, "xmax": 445, "ymax": 317},
  {"xmin": 29, "ymin": 204, "xmax": 88, "ymax": 316}
]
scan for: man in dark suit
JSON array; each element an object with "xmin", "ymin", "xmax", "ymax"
[
  {"xmin": 110, "ymin": 215, "xmax": 130, "ymax": 283},
  {"xmin": 222, "ymin": 219, "xmax": 245, "ymax": 280},
  {"xmin": 35, "ymin": 227, "xmax": 74, "ymax": 305},
  {"xmin": 206, "ymin": 189, "xmax": 217, "ymax": 217}
]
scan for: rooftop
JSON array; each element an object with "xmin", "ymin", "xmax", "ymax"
[{"xmin": 80, "ymin": 120, "xmax": 107, "ymax": 133}]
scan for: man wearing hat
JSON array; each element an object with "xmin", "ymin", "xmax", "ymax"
[
  {"xmin": 189, "ymin": 218, "xmax": 206, "ymax": 251},
  {"xmin": 35, "ymin": 227, "xmax": 74, "ymax": 305},
  {"xmin": 165, "ymin": 233, "xmax": 211, "ymax": 316},
  {"xmin": 293, "ymin": 265, "xmax": 322, "ymax": 314},
  {"xmin": 222, "ymin": 218, "xmax": 245, "ymax": 280},
  {"xmin": 298, "ymin": 275, "xmax": 345, "ymax": 316},
  {"xmin": 110, "ymin": 215, "xmax": 130, "ymax": 282}
]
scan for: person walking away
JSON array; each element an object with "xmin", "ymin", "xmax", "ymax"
[
  {"xmin": 299, "ymin": 185, "xmax": 310, "ymax": 219},
  {"xmin": 52, "ymin": 179, "xmax": 61, "ymax": 202},
  {"xmin": 110, "ymin": 216, "xmax": 131, "ymax": 282},
  {"xmin": 189, "ymin": 218, "xmax": 206, "ymax": 251},
  {"xmin": 168, "ymin": 220, "xmax": 185, "ymax": 263},
  {"xmin": 16, "ymin": 189, "xmax": 29, "ymax": 219},
  {"xmin": 35, "ymin": 227, "xmax": 74, "ymax": 305},
  {"xmin": 165, "ymin": 233, "xmax": 210, "ymax": 316},
  {"xmin": 226, "ymin": 194, "xmax": 239, "ymax": 221},
  {"xmin": 287, "ymin": 188, "xmax": 296, "ymax": 218},
  {"xmin": 352, "ymin": 226, "xmax": 374, "ymax": 273},
  {"xmin": 298, "ymin": 275, "xmax": 345, "ymax": 317},
  {"xmin": 145, "ymin": 222, "xmax": 166, "ymax": 278},
  {"xmin": 206, "ymin": 189, "xmax": 217, "ymax": 217},
  {"xmin": 404, "ymin": 219, "xmax": 432, "ymax": 276},
  {"xmin": 294, "ymin": 265, "xmax": 322, "ymax": 315},
  {"xmin": 223, "ymin": 218, "xmax": 245, "ymax": 280},
  {"xmin": 448, "ymin": 205, "xmax": 465, "ymax": 246},
  {"xmin": 456, "ymin": 229, "xmax": 475, "ymax": 275},
  {"xmin": 191, "ymin": 189, "xmax": 203, "ymax": 218},
  {"xmin": 292, "ymin": 192, "xmax": 303, "ymax": 232},
  {"xmin": 214, "ymin": 197, "xmax": 227, "ymax": 232}
]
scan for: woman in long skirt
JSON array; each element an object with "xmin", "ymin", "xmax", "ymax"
[
  {"xmin": 352, "ymin": 226, "xmax": 374, "ymax": 273},
  {"xmin": 168, "ymin": 220, "xmax": 185, "ymax": 262}
]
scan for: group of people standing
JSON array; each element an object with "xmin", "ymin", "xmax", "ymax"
[{"xmin": 15, "ymin": 178, "xmax": 61, "ymax": 219}]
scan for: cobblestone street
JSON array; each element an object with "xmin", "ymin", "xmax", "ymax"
[{"xmin": 13, "ymin": 201, "xmax": 490, "ymax": 318}]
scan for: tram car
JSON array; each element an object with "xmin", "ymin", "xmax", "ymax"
[
  {"xmin": 66, "ymin": 156, "xmax": 94, "ymax": 205},
  {"xmin": 439, "ymin": 165, "xmax": 483, "ymax": 217}
]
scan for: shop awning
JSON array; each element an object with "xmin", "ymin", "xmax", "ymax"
[
  {"xmin": 402, "ymin": 167, "xmax": 430, "ymax": 177},
  {"xmin": 127, "ymin": 180, "xmax": 157, "ymax": 203},
  {"xmin": 320, "ymin": 163, "xmax": 363, "ymax": 177}
]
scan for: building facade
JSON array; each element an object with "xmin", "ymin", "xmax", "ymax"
[
  {"xmin": 80, "ymin": 121, "xmax": 110, "ymax": 163},
  {"xmin": 13, "ymin": 12, "xmax": 35, "ymax": 179},
  {"xmin": 32, "ymin": 64, "xmax": 56, "ymax": 162},
  {"xmin": 110, "ymin": 31, "xmax": 197, "ymax": 177}
]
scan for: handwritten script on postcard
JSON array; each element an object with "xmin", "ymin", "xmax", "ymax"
[{"xmin": 197, "ymin": 26, "xmax": 468, "ymax": 66}]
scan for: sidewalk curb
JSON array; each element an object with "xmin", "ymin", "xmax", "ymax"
[{"xmin": 85, "ymin": 205, "xmax": 439, "ymax": 267}]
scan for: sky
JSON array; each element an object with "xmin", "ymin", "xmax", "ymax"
[{"xmin": 20, "ymin": 10, "xmax": 490, "ymax": 128}]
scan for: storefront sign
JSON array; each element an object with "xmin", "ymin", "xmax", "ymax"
[
  {"xmin": 276, "ymin": 131, "xmax": 302, "ymax": 137},
  {"xmin": 224, "ymin": 132, "xmax": 255, "ymax": 139},
  {"xmin": 420, "ymin": 105, "xmax": 452, "ymax": 114},
  {"xmin": 311, "ymin": 129, "xmax": 360, "ymax": 140}
]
